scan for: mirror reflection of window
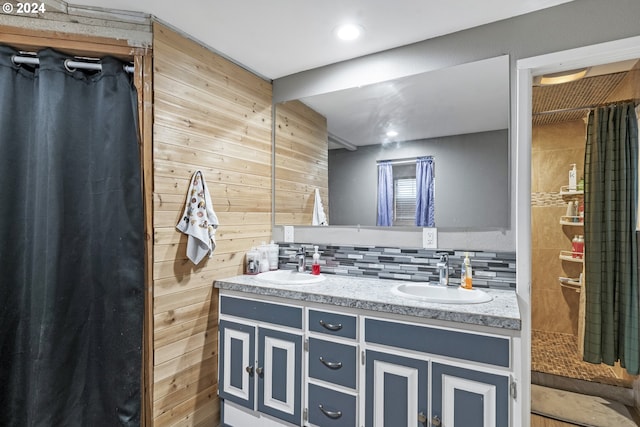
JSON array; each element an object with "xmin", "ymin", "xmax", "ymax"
[
  {"xmin": 393, "ymin": 166, "xmax": 417, "ymax": 226},
  {"xmin": 377, "ymin": 158, "xmax": 435, "ymax": 227}
]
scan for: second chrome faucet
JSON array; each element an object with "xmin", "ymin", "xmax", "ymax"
[
  {"xmin": 297, "ymin": 247, "xmax": 306, "ymax": 272},
  {"xmin": 437, "ymin": 253, "xmax": 450, "ymax": 286}
]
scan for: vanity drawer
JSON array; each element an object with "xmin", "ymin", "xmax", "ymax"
[
  {"xmin": 364, "ymin": 317, "xmax": 510, "ymax": 367},
  {"xmin": 308, "ymin": 309, "xmax": 357, "ymax": 339},
  {"xmin": 308, "ymin": 383, "xmax": 357, "ymax": 427},
  {"xmin": 308, "ymin": 337, "xmax": 357, "ymax": 389},
  {"xmin": 220, "ymin": 296, "xmax": 302, "ymax": 329}
]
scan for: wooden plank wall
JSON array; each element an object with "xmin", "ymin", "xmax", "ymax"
[
  {"xmin": 152, "ymin": 23, "xmax": 273, "ymax": 426},
  {"xmin": 274, "ymin": 100, "xmax": 329, "ymax": 225}
]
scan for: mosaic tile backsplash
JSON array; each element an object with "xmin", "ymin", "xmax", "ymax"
[{"xmin": 278, "ymin": 243, "xmax": 516, "ymax": 290}]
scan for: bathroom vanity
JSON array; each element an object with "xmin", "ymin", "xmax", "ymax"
[{"xmin": 215, "ymin": 273, "xmax": 521, "ymax": 427}]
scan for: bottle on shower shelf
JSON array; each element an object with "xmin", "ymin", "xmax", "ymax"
[{"xmin": 569, "ymin": 163, "xmax": 577, "ymax": 191}]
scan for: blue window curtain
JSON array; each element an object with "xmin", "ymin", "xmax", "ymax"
[
  {"xmin": 415, "ymin": 156, "xmax": 435, "ymax": 227},
  {"xmin": 377, "ymin": 161, "xmax": 394, "ymax": 226}
]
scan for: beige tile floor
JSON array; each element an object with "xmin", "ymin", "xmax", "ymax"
[{"xmin": 531, "ymin": 329, "xmax": 621, "ymax": 383}]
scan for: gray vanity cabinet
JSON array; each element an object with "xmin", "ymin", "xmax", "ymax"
[
  {"xmin": 217, "ymin": 290, "xmax": 515, "ymax": 427},
  {"xmin": 364, "ymin": 350, "xmax": 428, "ymax": 427},
  {"xmin": 306, "ymin": 308, "xmax": 359, "ymax": 427},
  {"xmin": 219, "ymin": 296, "xmax": 303, "ymax": 426},
  {"xmin": 431, "ymin": 362, "xmax": 509, "ymax": 427},
  {"xmin": 219, "ymin": 319, "xmax": 256, "ymax": 410},
  {"xmin": 363, "ymin": 317, "xmax": 512, "ymax": 427}
]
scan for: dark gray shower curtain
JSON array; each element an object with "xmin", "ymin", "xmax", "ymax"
[
  {"xmin": 0, "ymin": 46, "xmax": 144, "ymax": 425},
  {"xmin": 583, "ymin": 102, "xmax": 639, "ymax": 375}
]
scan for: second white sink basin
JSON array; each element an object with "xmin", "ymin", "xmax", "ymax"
[
  {"xmin": 256, "ymin": 270, "xmax": 326, "ymax": 285},
  {"xmin": 391, "ymin": 283, "xmax": 493, "ymax": 304}
]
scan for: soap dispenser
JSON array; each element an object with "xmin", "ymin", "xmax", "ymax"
[
  {"xmin": 569, "ymin": 163, "xmax": 577, "ymax": 191},
  {"xmin": 312, "ymin": 246, "xmax": 321, "ymax": 275},
  {"xmin": 462, "ymin": 252, "xmax": 473, "ymax": 290}
]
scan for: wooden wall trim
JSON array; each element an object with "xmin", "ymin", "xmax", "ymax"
[
  {"xmin": 0, "ymin": 0, "xmax": 151, "ymax": 56},
  {"xmin": 135, "ymin": 53, "xmax": 155, "ymax": 427},
  {"xmin": 0, "ymin": 23, "xmax": 149, "ymax": 58}
]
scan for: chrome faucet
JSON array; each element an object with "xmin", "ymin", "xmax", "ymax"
[
  {"xmin": 297, "ymin": 247, "xmax": 306, "ymax": 273},
  {"xmin": 437, "ymin": 253, "xmax": 450, "ymax": 286}
]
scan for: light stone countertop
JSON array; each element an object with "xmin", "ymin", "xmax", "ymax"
[{"xmin": 215, "ymin": 272, "xmax": 521, "ymax": 331}]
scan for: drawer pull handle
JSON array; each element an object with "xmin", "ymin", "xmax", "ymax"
[
  {"xmin": 319, "ymin": 357, "xmax": 343, "ymax": 370},
  {"xmin": 256, "ymin": 367, "xmax": 264, "ymax": 376},
  {"xmin": 319, "ymin": 319, "xmax": 343, "ymax": 331},
  {"xmin": 431, "ymin": 415, "xmax": 441, "ymax": 426},
  {"xmin": 245, "ymin": 365, "xmax": 254, "ymax": 375},
  {"xmin": 318, "ymin": 404, "xmax": 342, "ymax": 419}
]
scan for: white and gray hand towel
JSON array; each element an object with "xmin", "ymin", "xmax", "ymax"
[
  {"xmin": 312, "ymin": 188, "xmax": 328, "ymax": 226},
  {"xmin": 176, "ymin": 170, "xmax": 219, "ymax": 264}
]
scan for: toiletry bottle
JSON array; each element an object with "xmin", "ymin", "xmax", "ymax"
[
  {"xmin": 572, "ymin": 235, "xmax": 584, "ymax": 259},
  {"xmin": 268, "ymin": 240, "xmax": 279, "ymax": 270},
  {"xmin": 460, "ymin": 260, "xmax": 466, "ymax": 287},
  {"xmin": 312, "ymin": 246, "xmax": 321, "ymax": 275},
  {"xmin": 569, "ymin": 164, "xmax": 577, "ymax": 191},
  {"xmin": 578, "ymin": 200, "xmax": 584, "ymax": 223},
  {"xmin": 260, "ymin": 249, "xmax": 270, "ymax": 272},
  {"xmin": 565, "ymin": 201, "xmax": 574, "ymax": 219},
  {"xmin": 246, "ymin": 247, "xmax": 259, "ymax": 275},
  {"xmin": 463, "ymin": 252, "xmax": 473, "ymax": 290}
]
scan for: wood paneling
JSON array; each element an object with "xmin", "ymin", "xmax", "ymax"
[
  {"xmin": 275, "ymin": 100, "xmax": 329, "ymax": 225},
  {"xmin": 152, "ymin": 22, "xmax": 272, "ymax": 426}
]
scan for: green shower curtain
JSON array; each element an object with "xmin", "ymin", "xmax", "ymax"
[{"xmin": 583, "ymin": 101, "xmax": 639, "ymax": 375}]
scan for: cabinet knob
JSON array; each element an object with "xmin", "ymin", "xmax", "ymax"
[
  {"xmin": 245, "ymin": 365, "xmax": 254, "ymax": 375},
  {"xmin": 431, "ymin": 415, "xmax": 441, "ymax": 426},
  {"xmin": 319, "ymin": 319, "xmax": 343, "ymax": 331},
  {"xmin": 256, "ymin": 367, "xmax": 264, "ymax": 376},
  {"xmin": 318, "ymin": 404, "xmax": 342, "ymax": 419},
  {"xmin": 319, "ymin": 356, "xmax": 343, "ymax": 370}
]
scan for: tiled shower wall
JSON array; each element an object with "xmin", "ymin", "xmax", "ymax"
[
  {"xmin": 531, "ymin": 119, "xmax": 585, "ymax": 335},
  {"xmin": 277, "ymin": 242, "xmax": 516, "ymax": 290}
]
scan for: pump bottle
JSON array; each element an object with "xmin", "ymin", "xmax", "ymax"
[
  {"xmin": 312, "ymin": 246, "xmax": 321, "ymax": 275},
  {"xmin": 463, "ymin": 253, "xmax": 473, "ymax": 290}
]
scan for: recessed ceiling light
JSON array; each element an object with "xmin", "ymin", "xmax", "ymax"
[
  {"xmin": 386, "ymin": 130, "xmax": 398, "ymax": 138},
  {"xmin": 535, "ymin": 68, "xmax": 589, "ymax": 85},
  {"xmin": 335, "ymin": 24, "xmax": 363, "ymax": 41}
]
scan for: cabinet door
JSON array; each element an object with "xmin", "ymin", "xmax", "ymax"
[
  {"xmin": 364, "ymin": 350, "xmax": 428, "ymax": 427},
  {"xmin": 258, "ymin": 327, "xmax": 302, "ymax": 425},
  {"xmin": 432, "ymin": 363, "xmax": 509, "ymax": 427},
  {"xmin": 219, "ymin": 319, "xmax": 255, "ymax": 410}
]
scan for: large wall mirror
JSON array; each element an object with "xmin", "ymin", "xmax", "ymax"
[{"xmin": 274, "ymin": 55, "xmax": 510, "ymax": 230}]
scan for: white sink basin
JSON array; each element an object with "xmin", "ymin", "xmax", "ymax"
[
  {"xmin": 391, "ymin": 283, "xmax": 493, "ymax": 304},
  {"xmin": 255, "ymin": 270, "xmax": 326, "ymax": 285}
]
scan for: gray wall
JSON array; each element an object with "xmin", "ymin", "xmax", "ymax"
[{"xmin": 329, "ymin": 130, "xmax": 508, "ymax": 228}]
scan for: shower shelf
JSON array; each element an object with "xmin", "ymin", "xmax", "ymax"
[
  {"xmin": 559, "ymin": 216, "xmax": 583, "ymax": 226},
  {"xmin": 558, "ymin": 276, "xmax": 582, "ymax": 292},
  {"xmin": 559, "ymin": 186, "xmax": 584, "ymax": 198},
  {"xmin": 559, "ymin": 251, "xmax": 584, "ymax": 263}
]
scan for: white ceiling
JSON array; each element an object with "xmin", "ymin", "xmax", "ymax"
[
  {"xmin": 300, "ymin": 56, "xmax": 510, "ymax": 148},
  {"xmin": 69, "ymin": 0, "xmax": 573, "ymax": 79}
]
